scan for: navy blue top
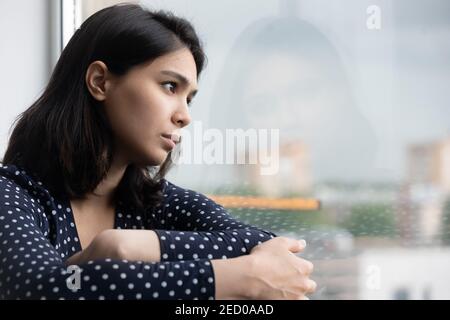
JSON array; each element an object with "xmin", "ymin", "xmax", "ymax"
[{"xmin": 0, "ymin": 164, "xmax": 277, "ymax": 300}]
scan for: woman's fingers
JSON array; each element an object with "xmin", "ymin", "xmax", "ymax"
[
  {"xmin": 307, "ymin": 279, "xmax": 317, "ymax": 293},
  {"xmin": 247, "ymin": 236, "xmax": 317, "ymax": 299},
  {"xmin": 284, "ymin": 237, "xmax": 307, "ymax": 253},
  {"xmin": 303, "ymin": 259, "xmax": 314, "ymax": 275}
]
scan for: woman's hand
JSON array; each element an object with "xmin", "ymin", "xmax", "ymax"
[
  {"xmin": 212, "ymin": 236, "xmax": 316, "ymax": 300},
  {"xmin": 65, "ymin": 229, "xmax": 161, "ymax": 266},
  {"xmin": 246, "ymin": 236, "xmax": 316, "ymax": 299}
]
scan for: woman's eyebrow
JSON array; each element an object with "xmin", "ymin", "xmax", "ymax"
[{"xmin": 160, "ymin": 70, "xmax": 198, "ymax": 96}]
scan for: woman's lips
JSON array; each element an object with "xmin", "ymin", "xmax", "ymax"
[
  {"xmin": 170, "ymin": 133, "xmax": 181, "ymax": 143},
  {"xmin": 161, "ymin": 133, "xmax": 180, "ymax": 150}
]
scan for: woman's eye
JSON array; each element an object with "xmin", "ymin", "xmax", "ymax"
[
  {"xmin": 162, "ymin": 82, "xmax": 177, "ymax": 93},
  {"xmin": 162, "ymin": 81, "xmax": 193, "ymax": 107}
]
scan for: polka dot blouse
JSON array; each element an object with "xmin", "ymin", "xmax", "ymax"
[{"xmin": 0, "ymin": 164, "xmax": 277, "ymax": 300}]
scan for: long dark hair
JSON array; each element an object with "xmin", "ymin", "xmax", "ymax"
[{"xmin": 1, "ymin": 3, "xmax": 206, "ymax": 214}]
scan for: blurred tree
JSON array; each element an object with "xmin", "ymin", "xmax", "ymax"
[
  {"xmin": 211, "ymin": 184, "xmax": 262, "ymax": 196},
  {"xmin": 341, "ymin": 203, "xmax": 397, "ymax": 237},
  {"xmin": 230, "ymin": 208, "xmax": 330, "ymax": 232}
]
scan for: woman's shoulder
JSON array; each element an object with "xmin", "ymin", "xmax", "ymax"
[
  {"xmin": 161, "ymin": 179, "xmax": 207, "ymax": 199},
  {"xmin": 0, "ymin": 163, "xmax": 51, "ymax": 203},
  {"xmin": 159, "ymin": 178, "xmax": 222, "ymax": 209}
]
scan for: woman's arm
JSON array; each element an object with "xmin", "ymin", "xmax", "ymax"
[
  {"xmin": 146, "ymin": 180, "xmax": 278, "ymax": 262},
  {"xmin": 0, "ymin": 205, "xmax": 215, "ymax": 300},
  {"xmin": 65, "ymin": 229, "xmax": 161, "ymax": 265},
  {"xmin": 67, "ymin": 230, "xmax": 316, "ymax": 299},
  {"xmin": 155, "ymin": 180, "xmax": 278, "ymax": 235}
]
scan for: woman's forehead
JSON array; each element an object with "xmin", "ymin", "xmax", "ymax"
[{"xmin": 142, "ymin": 48, "xmax": 198, "ymax": 81}]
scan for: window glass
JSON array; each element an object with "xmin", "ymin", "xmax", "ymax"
[{"xmin": 70, "ymin": 0, "xmax": 450, "ymax": 299}]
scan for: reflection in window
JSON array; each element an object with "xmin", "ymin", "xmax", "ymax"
[{"xmin": 66, "ymin": 0, "xmax": 450, "ymax": 299}]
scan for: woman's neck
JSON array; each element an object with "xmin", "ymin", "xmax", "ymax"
[{"xmin": 85, "ymin": 155, "xmax": 129, "ymax": 208}]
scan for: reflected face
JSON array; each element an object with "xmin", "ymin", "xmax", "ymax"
[
  {"xmin": 103, "ymin": 48, "xmax": 198, "ymax": 166},
  {"xmin": 241, "ymin": 52, "xmax": 341, "ymax": 138},
  {"xmin": 238, "ymin": 51, "xmax": 377, "ymax": 181}
]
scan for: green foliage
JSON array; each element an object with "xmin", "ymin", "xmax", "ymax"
[
  {"xmin": 210, "ymin": 184, "xmax": 262, "ymax": 196},
  {"xmin": 227, "ymin": 201, "xmax": 400, "ymax": 239},
  {"xmin": 229, "ymin": 208, "xmax": 331, "ymax": 232},
  {"xmin": 340, "ymin": 203, "xmax": 397, "ymax": 237}
]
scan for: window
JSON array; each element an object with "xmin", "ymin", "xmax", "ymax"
[{"xmin": 65, "ymin": 0, "xmax": 450, "ymax": 299}]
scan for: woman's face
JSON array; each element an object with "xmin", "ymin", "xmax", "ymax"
[{"xmin": 103, "ymin": 48, "xmax": 198, "ymax": 167}]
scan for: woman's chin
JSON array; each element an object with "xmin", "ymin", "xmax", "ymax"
[
  {"xmin": 146, "ymin": 150, "xmax": 170, "ymax": 167},
  {"xmin": 131, "ymin": 146, "xmax": 172, "ymax": 167}
]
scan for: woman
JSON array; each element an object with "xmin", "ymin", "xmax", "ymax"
[{"xmin": 0, "ymin": 3, "xmax": 315, "ymax": 300}]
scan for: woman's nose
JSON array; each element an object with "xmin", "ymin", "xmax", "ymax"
[{"xmin": 172, "ymin": 105, "xmax": 192, "ymax": 128}]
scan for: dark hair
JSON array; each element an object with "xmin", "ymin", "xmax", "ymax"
[{"xmin": 1, "ymin": 3, "xmax": 206, "ymax": 214}]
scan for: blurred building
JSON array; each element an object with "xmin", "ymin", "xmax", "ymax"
[
  {"xmin": 398, "ymin": 137, "xmax": 450, "ymax": 245},
  {"xmin": 239, "ymin": 140, "xmax": 313, "ymax": 197},
  {"xmin": 407, "ymin": 137, "xmax": 450, "ymax": 193}
]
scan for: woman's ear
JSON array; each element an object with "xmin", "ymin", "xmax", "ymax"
[{"xmin": 85, "ymin": 60, "xmax": 112, "ymax": 101}]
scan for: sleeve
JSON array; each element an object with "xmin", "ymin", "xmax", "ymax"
[
  {"xmin": 0, "ymin": 194, "xmax": 215, "ymax": 300},
  {"xmin": 151, "ymin": 180, "xmax": 278, "ymax": 262}
]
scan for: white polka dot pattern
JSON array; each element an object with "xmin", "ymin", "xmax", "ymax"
[{"xmin": 0, "ymin": 164, "xmax": 276, "ymax": 300}]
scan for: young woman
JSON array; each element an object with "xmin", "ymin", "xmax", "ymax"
[{"xmin": 0, "ymin": 3, "xmax": 316, "ymax": 300}]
